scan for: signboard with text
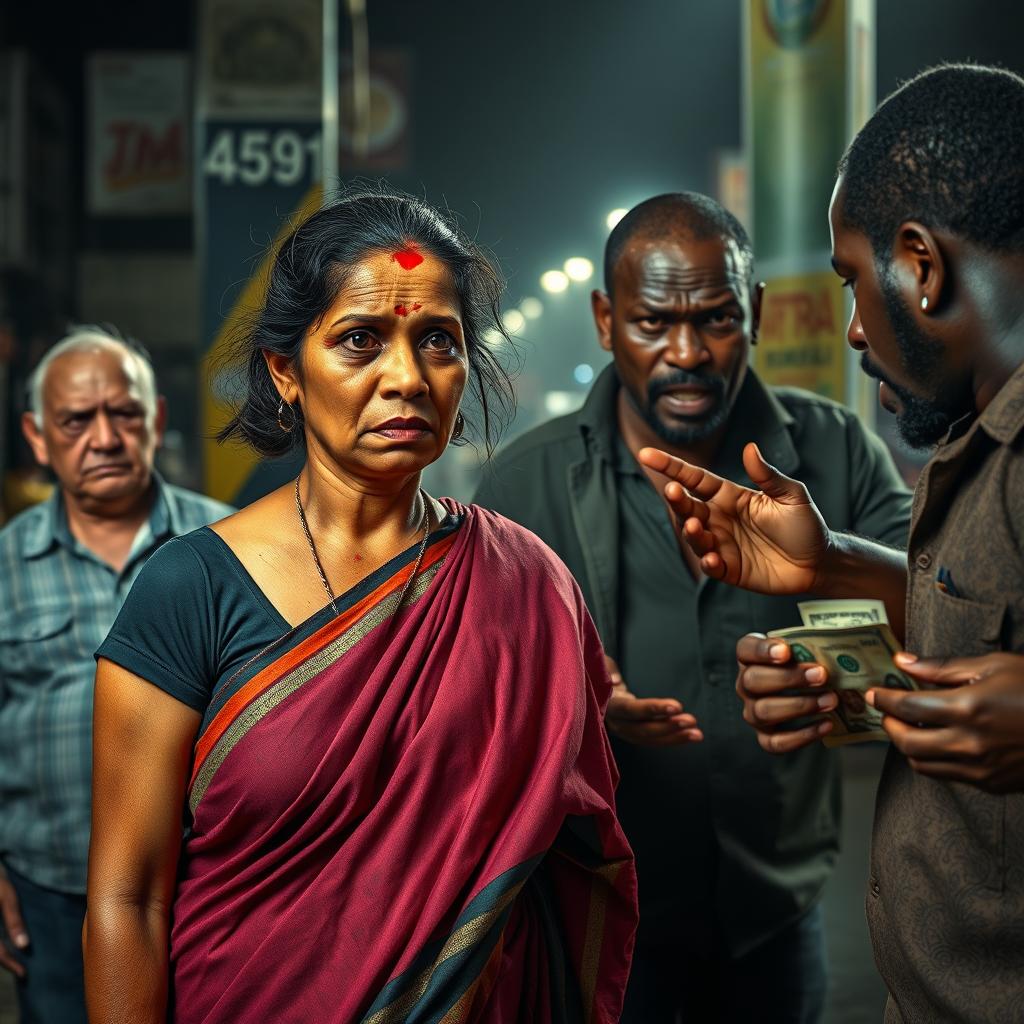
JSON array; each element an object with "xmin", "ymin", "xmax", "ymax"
[
  {"xmin": 197, "ymin": 0, "xmax": 336, "ymax": 504},
  {"xmin": 746, "ymin": 0, "xmax": 875, "ymax": 415},
  {"xmin": 88, "ymin": 53, "xmax": 190, "ymax": 216}
]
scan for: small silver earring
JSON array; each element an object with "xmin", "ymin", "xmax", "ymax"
[{"xmin": 920, "ymin": 296, "xmax": 929, "ymax": 311}]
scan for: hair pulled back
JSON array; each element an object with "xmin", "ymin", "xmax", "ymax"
[{"xmin": 217, "ymin": 185, "xmax": 515, "ymax": 458}]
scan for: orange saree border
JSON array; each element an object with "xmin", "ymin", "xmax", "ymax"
[{"xmin": 188, "ymin": 533, "xmax": 456, "ymax": 793}]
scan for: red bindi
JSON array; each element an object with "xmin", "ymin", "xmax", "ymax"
[
  {"xmin": 395, "ymin": 303, "xmax": 409, "ymax": 317},
  {"xmin": 392, "ymin": 247, "xmax": 424, "ymax": 270},
  {"xmin": 412, "ymin": 303, "xmax": 422, "ymax": 311}
]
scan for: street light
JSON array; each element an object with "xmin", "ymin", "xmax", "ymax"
[{"xmin": 540, "ymin": 270, "xmax": 569, "ymax": 294}]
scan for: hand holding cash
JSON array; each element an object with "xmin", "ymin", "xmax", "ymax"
[
  {"xmin": 768, "ymin": 600, "xmax": 916, "ymax": 747},
  {"xmin": 735, "ymin": 599, "xmax": 914, "ymax": 753}
]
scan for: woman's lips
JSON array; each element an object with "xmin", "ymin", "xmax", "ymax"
[
  {"xmin": 376, "ymin": 427, "xmax": 430, "ymax": 441},
  {"xmin": 370, "ymin": 418, "xmax": 432, "ymax": 442}
]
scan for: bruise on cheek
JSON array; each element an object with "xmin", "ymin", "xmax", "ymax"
[{"xmin": 392, "ymin": 247, "xmax": 424, "ymax": 271}]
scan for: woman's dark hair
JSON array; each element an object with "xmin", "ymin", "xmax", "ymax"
[{"xmin": 217, "ymin": 185, "xmax": 516, "ymax": 458}]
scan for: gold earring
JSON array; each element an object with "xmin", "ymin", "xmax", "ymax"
[{"xmin": 451, "ymin": 412, "xmax": 465, "ymax": 442}]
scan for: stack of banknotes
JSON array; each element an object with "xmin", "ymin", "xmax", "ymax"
[{"xmin": 767, "ymin": 600, "xmax": 915, "ymax": 747}]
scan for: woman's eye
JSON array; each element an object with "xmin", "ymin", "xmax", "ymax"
[
  {"xmin": 341, "ymin": 331, "xmax": 378, "ymax": 352},
  {"xmin": 423, "ymin": 331, "xmax": 457, "ymax": 353}
]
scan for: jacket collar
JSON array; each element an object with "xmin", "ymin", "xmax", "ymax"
[{"xmin": 978, "ymin": 358, "xmax": 1024, "ymax": 446}]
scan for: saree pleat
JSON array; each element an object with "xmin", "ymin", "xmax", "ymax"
[{"xmin": 168, "ymin": 503, "xmax": 636, "ymax": 1023}]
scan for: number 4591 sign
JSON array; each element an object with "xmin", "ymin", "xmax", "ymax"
[
  {"xmin": 197, "ymin": 117, "xmax": 322, "ymax": 351},
  {"xmin": 202, "ymin": 127, "xmax": 322, "ymax": 187}
]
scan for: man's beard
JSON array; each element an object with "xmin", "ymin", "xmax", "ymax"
[
  {"xmin": 866, "ymin": 272, "xmax": 973, "ymax": 449},
  {"xmin": 627, "ymin": 367, "xmax": 730, "ymax": 446}
]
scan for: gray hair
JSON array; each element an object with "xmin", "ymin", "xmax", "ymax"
[{"xmin": 27, "ymin": 325, "xmax": 158, "ymax": 428}]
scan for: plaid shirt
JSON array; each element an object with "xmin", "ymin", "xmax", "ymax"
[{"xmin": 0, "ymin": 477, "xmax": 232, "ymax": 893}]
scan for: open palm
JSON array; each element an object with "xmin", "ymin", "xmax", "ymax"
[{"xmin": 639, "ymin": 442, "xmax": 831, "ymax": 595}]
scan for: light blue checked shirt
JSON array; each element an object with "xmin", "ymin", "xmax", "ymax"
[{"xmin": 0, "ymin": 476, "xmax": 233, "ymax": 893}]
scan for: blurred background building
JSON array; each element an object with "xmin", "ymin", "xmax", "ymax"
[
  {"xmin": 4, "ymin": 0, "xmax": 1023, "ymax": 516},
  {"xmin": 1, "ymin": 3, "xmax": 1023, "ymax": 1020}
]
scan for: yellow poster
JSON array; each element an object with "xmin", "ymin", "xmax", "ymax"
[
  {"xmin": 745, "ymin": 0, "xmax": 873, "ymax": 406},
  {"xmin": 755, "ymin": 270, "xmax": 846, "ymax": 399}
]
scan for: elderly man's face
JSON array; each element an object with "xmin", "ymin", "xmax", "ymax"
[
  {"xmin": 593, "ymin": 233, "xmax": 759, "ymax": 447},
  {"xmin": 23, "ymin": 347, "xmax": 164, "ymax": 508}
]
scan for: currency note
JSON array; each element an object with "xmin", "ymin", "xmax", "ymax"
[
  {"xmin": 767, "ymin": 618, "xmax": 915, "ymax": 747},
  {"xmin": 798, "ymin": 599, "xmax": 888, "ymax": 629}
]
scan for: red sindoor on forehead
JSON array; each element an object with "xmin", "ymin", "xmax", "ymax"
[
  {"xmin": 393, "ymin": 302, "xmax": 423, "ymax": 317},
  {"xmin": 392, "ymin": 247, "xmax": 424, "ymax": 270}
]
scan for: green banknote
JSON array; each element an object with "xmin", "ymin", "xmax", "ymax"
[{"xmin": 767, "ymin": 618, "xmax": 916, "ymax": 747}]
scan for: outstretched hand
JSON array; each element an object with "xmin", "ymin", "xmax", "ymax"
[
  {"xmin": 604, "ymin": 656, "xmax": 703, "ymax": 747},
  {"xmin": 638, "ymin": 442, "xmax": 831, "ymax": 595}
]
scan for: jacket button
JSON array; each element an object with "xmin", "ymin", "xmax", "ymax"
[{"xmin": 915, "ymin": 552, "xmax": 932, "ymax": 571}]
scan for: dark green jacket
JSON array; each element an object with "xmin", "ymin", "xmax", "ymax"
[{"xmin": 474, "ymin": 364, "xmax": 912, "ymax": 955}]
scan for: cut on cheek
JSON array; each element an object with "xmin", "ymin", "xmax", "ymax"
[{"xmin": 392, "ymin": 247, "xmax": 424, "ymax": 271}]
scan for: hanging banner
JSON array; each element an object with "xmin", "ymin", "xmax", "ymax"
[
  {"xmin": 88, "ymin": 53, "xmax": 190, "ymax": 216},
  {"xmin": 197, "ymin": 0, "xmax": 338, "ymax": 504},
  {"xmin": 745, "ymin": 0, "xmax": 875, "ymax": 412},
  {"xmin": 338, "ymin": 49, "xmax": 413, "ymax": 171}
]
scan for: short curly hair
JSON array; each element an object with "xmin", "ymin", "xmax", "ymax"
[
  {"xmin": 839, "ymin": 63, "xmax": 1024, "ymax": 259},
  {"xmin": 217, "ymin": 185, "xmax": 515, "ymax": 458},
  {"xmin": 604, "ymin": 192, "xmax": 753, "ymax": 295}
]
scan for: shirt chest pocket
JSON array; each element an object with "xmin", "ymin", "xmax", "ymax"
[
  {"xmin": 914, "ymin": 587, "xmax": 1005, "ymax": 659},
  {"xmin": 0, "ymin": 607, "xmax": 77, "ymax": 688}
]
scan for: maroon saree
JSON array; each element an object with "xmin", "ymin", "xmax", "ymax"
[{"xmin": 170, "ymin": 502, "xmax": 637, "ymax": 1023}]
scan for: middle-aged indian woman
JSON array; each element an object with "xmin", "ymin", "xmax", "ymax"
[{"xmin": 83, "ymin": 190, "xmax": 637, "ymax": 1023}]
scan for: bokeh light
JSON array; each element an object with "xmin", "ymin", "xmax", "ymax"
[
  {"xmin": 540, "ymin": 270, "xmax": 569, "ymax": 293},
  {"xmin": 564, "ymin": 257, "xmax": 594, "ymax": 282},
  {"xmin": 519, "ymin": 296, "xmax": 544, "ymax": 320},
  {"xmin": 502, "ymin": 308, "xmax": 526, "ymax": 334},
  {"xmin": 606, "ymin": 208, "xmax": 628, "ymax": 230}
]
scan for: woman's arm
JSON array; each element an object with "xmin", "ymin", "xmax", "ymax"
[{"xmin": 85, "ymin": 658, "xmax": 200, "ymax": 1024}]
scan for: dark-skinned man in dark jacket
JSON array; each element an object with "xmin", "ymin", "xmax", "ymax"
[{"xmin": 475, "ymin": 191, "xmax": 912, "ymax": 1023}]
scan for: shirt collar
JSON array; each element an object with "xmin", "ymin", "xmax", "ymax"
[
  {"xmin": 932, "ymin": 358, "xmax": 1024, "ymax": 460},
  {"xmin": 22, "ymin": 472, "xmax": 175, "ymax": 560},
  {"xmin": 977, "ymin": 358, "xmax": 1024, "ymax": 445},
  {"xmin": 577, "ymin": 363, "xmax": 800, "ymax": 477}
]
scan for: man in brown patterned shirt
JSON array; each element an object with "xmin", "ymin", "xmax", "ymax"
[{"xmin": 636, "ymin": 64, "xmax": 1024, "ymax": 1023}]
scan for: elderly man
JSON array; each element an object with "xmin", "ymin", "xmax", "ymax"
[
  {"xmin": 474, "ymin": 193, "xmax": 912, "ymax": 1023},
  {"xmin": 648, "ymin": 64, "xmax": 1024, "ymax": 1022},
  {"xmin": 0, "ymin": 327, "xmax": 231, "ymax": 1022}
]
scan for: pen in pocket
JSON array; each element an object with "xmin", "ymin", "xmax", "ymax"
[{"xmin": 935, "ymin": 566, "xmax": 962, "ymax": 598}]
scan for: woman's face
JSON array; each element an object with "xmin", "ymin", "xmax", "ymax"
[{"xmin": 279, "ymin": 248, "xmax": 468, "ymax": 482}]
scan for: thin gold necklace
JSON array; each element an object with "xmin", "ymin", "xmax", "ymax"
[{"xmin": 293, "ymin": 478, "xmax": 432, "ymax": 617}]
